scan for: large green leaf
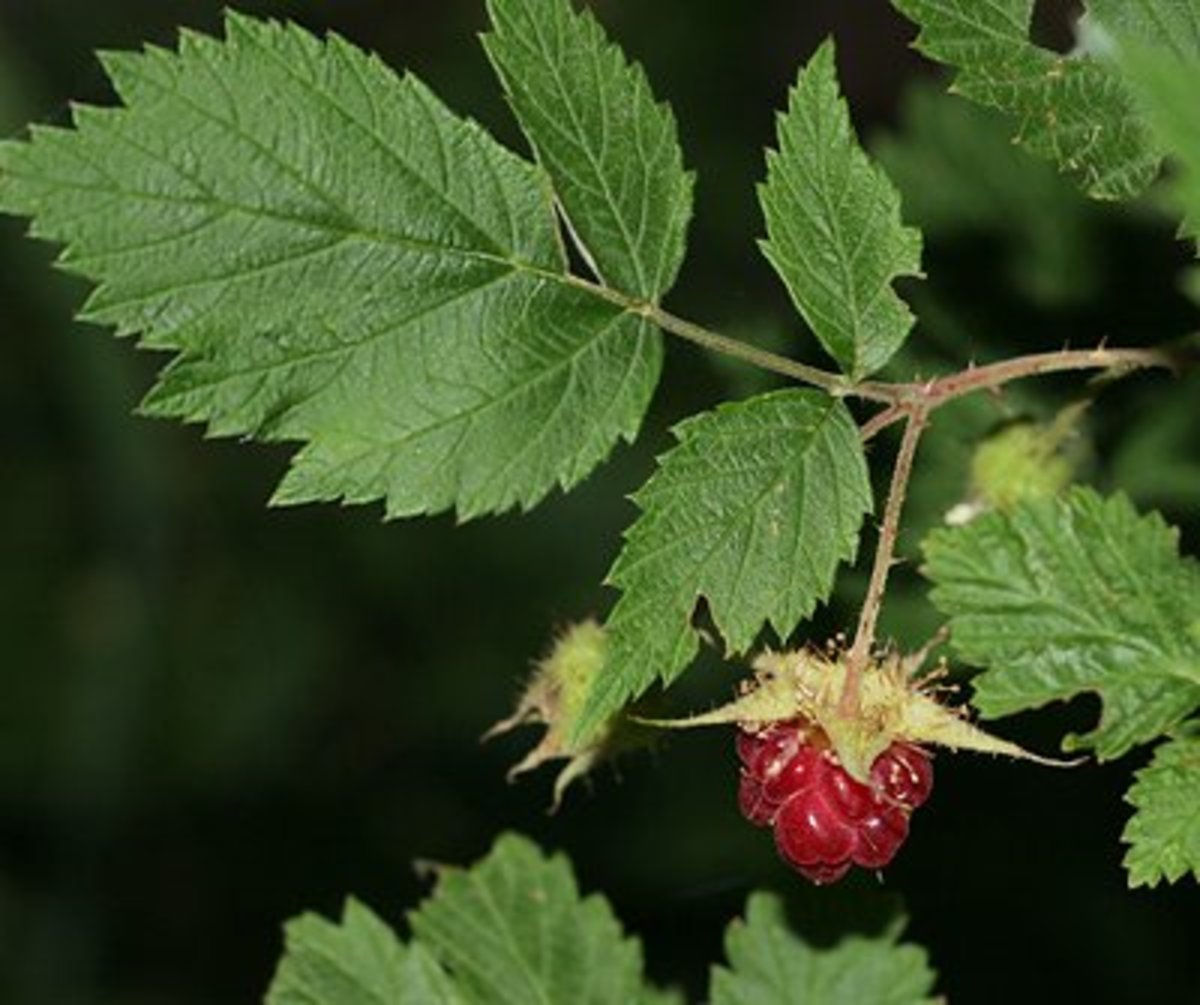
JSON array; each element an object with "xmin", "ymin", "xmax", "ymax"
[
  {"xmin": 1122, "ymin": 725, "xmax": 1200, "ymax": 888},
  {"xmin": 760, "ymin": 41, "xmax": 922, "ymax": 380},
  {"xmin": 483, "ymin": 0, "xmax": 692, "ymax": 301},
  {"xmin": 924, "ymin": 488, "xmax": 1200, "ymax": 759},
  {"xmin": 889, "ymin": 0, "xmax": 1160, "ymax": 198},
  {"xmin": 710, "ymin": 894, "xmax": 938, "ymax": 1005},
  {"xmin": 0, "ymin": 12, "xmax": 661, "ymax": 520},
  {"xmin": 408, "ymin": 833, "xmax": 656, "ymax": 1005},
  {"xmin": 578, "ymin": 389, "xmax": 871, "ymax": 738},
  {"xmin": 266, "ymin": 900, "xmax": 461, "ymax": 1005}
]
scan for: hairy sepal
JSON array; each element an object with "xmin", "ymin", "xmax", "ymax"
[
  {"xmin": 639, "ymin": 648, "xmax": 1076, "ymax": 781},
  {"xmin": 485, "ymin": 620, "xmax": 649, "ymax": 808}
]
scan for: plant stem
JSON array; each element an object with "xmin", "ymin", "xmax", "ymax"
[
  {"xmin": 839, "ymin": 407, "xmax": 928, "ymax": 717},
  {"xmin": 566, "ymin": 267, "xmax": 1185, "ymax": 417},
  {"xmin": 565, "ymin": 271, "xmax": 1184, "ymax": 414},
  {"xmin": 641, "ymin": 303, "xmax": 889, "ymax": 400},
  {"xmin": 856, "ymin": 347, "xmax": 1178, "ymax": 439}
]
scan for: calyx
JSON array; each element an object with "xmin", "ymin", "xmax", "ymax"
[{"xmin": 640, "ymin": 646, "xmax": 1077, "ymax": 782}]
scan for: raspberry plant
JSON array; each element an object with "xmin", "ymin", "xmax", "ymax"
[{"xmin": 2, "ymin": 0, "xmax": 1199, "ymax": 999}]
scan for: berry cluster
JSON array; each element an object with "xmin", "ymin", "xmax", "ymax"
[{"xmin": 736, "ymin": 721, "xmax": 933, "ymax": 884}]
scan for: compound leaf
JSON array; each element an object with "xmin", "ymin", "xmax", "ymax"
[
  {"xmin": 483, "ymin": 0, "xmax": 693, "ymax": 300},
  {"xmin": 266, "ymin": 899, "xmax": 462, "ymax": 1005},
  {"xmin": 1122, "ymin": 726, "xmax": 1200, "ymax": 888},
  {"xmin": 408, "ymin": 833, "xmax": 655, "ymax": 1005},
  {"xmin": 924, "ymin": 488, "xmax": 1200, "ymax": 760},
  {"xmin": 578, "ymin": 389, "xmax": 871, "ymax": 739},
  {"xmin": 760, "ymin": 40, "xmax": 922, "ymax": 380},
  {"xmin": 0, "ymin": 12, "xmax": 661, "ymax": 520},
  {"xmin": 890, "ymin": 0, "xmax": 1160, "ymax": 198},
  {"xmin": 710, "ymin": 894, "xmax": 939, "ymax": 1005}
]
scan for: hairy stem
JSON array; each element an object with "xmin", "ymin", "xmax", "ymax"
[
  {"xmin": 839, "ymin": 407, "xmax": 928, "ymax": 718},
  {"xmin": 857, "ymin": 346, "xmax": 1179, "ymax": 437},
  {"xmin": 567, "ymin": 271, "xmax": 1185, "ymax": 414},
  {"xmin": 641, "ymin": 304, "xmax": 877, "ymax": 398}
]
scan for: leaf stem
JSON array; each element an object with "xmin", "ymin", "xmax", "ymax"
[
  {"xmin": 839, "ymin": 406, "xmax": 928, "ymax": 718},
  {"xmin": 856, "ymin": 346, "xmax": 1183, "ymax": 440},
  {"xmin": 642, "ymin": 303, "xmax": 881, "ymax": 399},
  {"xmin": 565, "ymin": 273, "xmax": 1185, "ymax": 416}
]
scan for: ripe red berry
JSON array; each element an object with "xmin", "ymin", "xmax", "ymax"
[
  {"xmin": 871, "ymin": 741, "xmax": 934, "ymax": 809},
  {"xmin": 735, "ymin": 721, "xmax": 933, "ymax": 883}
]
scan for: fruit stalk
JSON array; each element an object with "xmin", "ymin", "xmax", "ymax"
[{"xmin": 841, "ymin": 407, "xmax": 928, "ymax": 716}]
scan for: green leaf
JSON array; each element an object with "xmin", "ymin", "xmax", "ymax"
[
  {"xmin": 1087, "ymin": 0, "xmax": 1200, "ymax": 58},
  {"xmin": 1108, "ymin": 29, "xmax": 1200, "ymax": 240},
  {"xmin": 408, "ymin": 833, "xmax": 653, "ymax": 1005},
  {"xmin": 579, "ymin": 389, "xmax": 871, "ymax": 738},
  {"xmin": 710, "ymin": 894, "xmax": 938, "ymax": 1005},
  {"xmin": 759, "ymin": 40, "xmax": 922, "ymax": 380},
  {"xmin": 483, "ymin": 0, "xmax": 693, "ymax": 301},
  {"xmin": 924, "ymin": 488, "xmax": 1200, "ymax": 759},
  {"xmin": 266, "ymin": 899, "xmax": 462, "ymax": 1004},
  {"xmin": 889, "ymin": 0, "xmax": 1160, "ymax": 198},
  {"xmin": 1122, "ymin": 725, "xmax": 1200, "ymax": 888},
  {"xmin": 0, "ymin": 13, "xmax": 661, "ymax": 520}
]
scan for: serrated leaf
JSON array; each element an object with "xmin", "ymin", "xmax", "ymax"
[
  {"xmin": 408, "ymin": 833, "xmax": 652, "ymax": 1005},
  {"xmin": 710, "ymin": 894, "xmax": 938, "ymax": 1005},
  {"xmin": 266, "ymin": 899, "xmax": 462, "ymax": 1005},
  {"xmin": 577, "ymin": 389, "xmax": 872, "ymax": 739},
  {"xmin": 483, "ymin": 0, "xmax": 692, "ymax": 301},
  {"xmin": 889, "ymin": 0, "xmax": 1160, "ymax": 199},
  {"xmin": 1122, "ymin": 726, "xmax": 1200, "ymax": 888},
  {"xmin": 760, "ymin": 40, "xmax": 922, "ymax": 380},
  {"xmin": 0, "ymin": 13, "xmax": 661, "ymax": 520},
  {"xmin": 924, "ymin": 488, "xmax": 1200, "ymax": 760}
]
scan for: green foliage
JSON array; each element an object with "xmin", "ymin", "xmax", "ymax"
[
  {"xmin": 1087, "ymin": 0, "xmax": 1200, "ymax": 57},
  {"xmin": 1122, "ymin": 725, "xmax": 1200, "ymax": 888},
  {"xmin": 579, "ymin": 390, "xmax": 872, "ymax": 738},
  {"xmin": 1108, "ymin": 26, "xmax": 1200, "ymax": 239},
  {"xmin": 268, "ymin": 901, "xmax": 460, "ymax": 1005},
  {"xmin": 1112, "ymin": 373, "xmax": 1200, "ymax": 514},
  {"xmin": 0, "ymin": 11, "xmax": 662, "ymax": 520},
  {"xmin": 760, "ymin": 41, "xmax": 922, "ymax": 380},
  {"xmin": 926, "ymin": 488, "xmax": 1200, "ymax": 886},
  {"xmin": 4, "ymin": 0, "xmax": 1200, "ymax": 990},
  {"xmin": 483, "ymin": 0, "xmax": 693, "ymax": 300},
  {"xmin": 889, "ymin": 0, "xmax": 1160, "ymax": 198},
  {"xmin": 408, "ymin": 834, "xmax": 651, "ymax": 1005},
  {"xmin": 268, "ymin": 834, "xmax": 937, "ymax": 1004},
  {"xmin": 924, "ymin": 488, "xmax": 1200, "ymax": 760},
  {"xmin": 711, "ymin": 894, "xmax": 938, "ymax": 1005},
  {"xmin": 873, "ymin": 84, "xmax": 1102, "ymax": 306}
]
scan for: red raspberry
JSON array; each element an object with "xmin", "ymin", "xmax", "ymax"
[
  {"xmin": 871, "ymin": 742, "xmax": 934, "ymax": 809},
  {"xmin": 734, "ymin": 721, "xmax": 933, "ymax": 883}
]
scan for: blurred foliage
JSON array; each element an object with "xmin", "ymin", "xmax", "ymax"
[
  {"xmin": 0, "ymin": 2, "xmax": 1198, "ymax": 1004},
  {"xmin": 875, "ymin": 82, "xmax": 1106, "ymax": 308}
]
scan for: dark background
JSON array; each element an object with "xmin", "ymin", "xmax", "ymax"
[{"xmin": 1, "ymin": 1, "xmax": 1198, "ymax": 1002}]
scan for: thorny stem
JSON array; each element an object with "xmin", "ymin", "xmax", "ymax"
[
  {"xmin": 570, "ymin": 274, "xmax": 1186, "ymax": 411},
  {"xmin": 838, "ymin": 407, "xmax": 928, "ymax": 718},
  {"xmin": 568, "ymin": 278, "xmax": 1191, "ymax": 712},
  {"xmin": 856, "ymin": 346, "xmax": 1182, "ymax": 440}
]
